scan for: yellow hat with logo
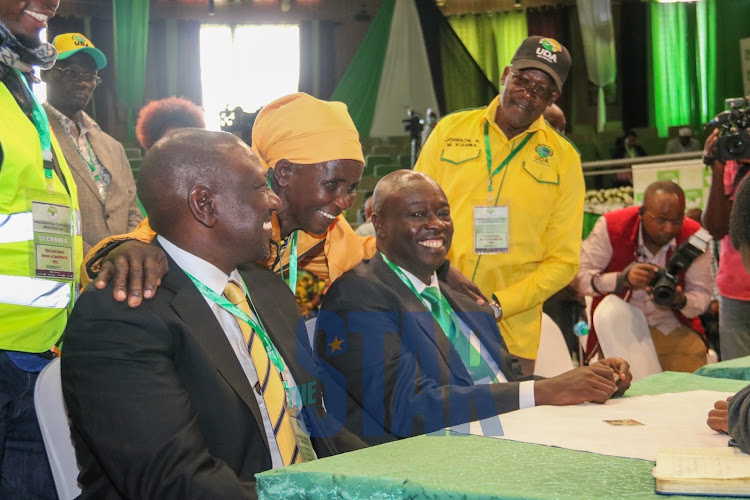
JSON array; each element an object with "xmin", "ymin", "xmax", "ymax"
[{"xmin": 52, "ymin": 33, "xmax": 107, "ymax": 70}]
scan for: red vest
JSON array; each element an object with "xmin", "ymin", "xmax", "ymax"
[{"xmin": 585, "ymin": 206, "xmax": 706, "ymax": 358}]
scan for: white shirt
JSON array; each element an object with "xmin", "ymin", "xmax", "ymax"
[
  {"xmin": 577, "ymin": 216, "xmax": 713, "ymax": 334},
  {"xmin": 397, "ymin": 266, "xmax": 535, "ymax": 409},
  {"xmin": 158, "ymin": 235, "xmax": 289, "ymax": 468}
]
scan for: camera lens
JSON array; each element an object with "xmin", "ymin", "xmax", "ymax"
[{"xmin": 729, "ymin": 138, "xmax": 746, "ymax": 156}]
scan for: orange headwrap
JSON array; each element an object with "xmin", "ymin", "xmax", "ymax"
[{"xmin": 251, "ymin": 92, "xmax": 364, "ymax": 169}]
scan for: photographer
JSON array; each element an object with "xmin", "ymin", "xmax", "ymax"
[
  {"xmin": 575, "ymin": 181, "xmax": 712, "ymax": 372},
  {"xmin": 703, "ymin": 129, "xmax": 750, "ymax": 360}
]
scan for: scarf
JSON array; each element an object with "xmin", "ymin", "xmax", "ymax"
[{"xmin": 0, "ymin": 19, "xmax": 56, "ymax": 73}]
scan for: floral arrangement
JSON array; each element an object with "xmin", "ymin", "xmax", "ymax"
[{"xmin": 584, "ymin": 186, "xmax": 634, "ymax": 214}]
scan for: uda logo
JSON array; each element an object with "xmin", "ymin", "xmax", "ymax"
[
  {"xmin": 73, "ymin": 35, "xmax": 88, "ymax": 46},
  {"xmin": 534, "ymin": 145, "xmax": 553, "ymax": 164},
  {"xmin": 536, "ymin": 38, "xmax": 561, "ymax": 63}
]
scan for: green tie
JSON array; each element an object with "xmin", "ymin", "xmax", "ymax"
[{"xmin": 420, "ymin": 286, "xmax": 497, "ymax": 383}]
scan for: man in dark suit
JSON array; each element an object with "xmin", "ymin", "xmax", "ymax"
[
  {"xmin": 62, "ymin": 129, "xmax": 363, "ymax": 499},
  {"xmin": 316, "ymin": 170, "xmax": 632, "ymax": 444}
]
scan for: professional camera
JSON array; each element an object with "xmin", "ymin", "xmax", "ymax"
[
  {"xmin": 650, "ymin": 229, "xmax": 711, "ymax": 307},
  {"xmin": 403, "ymin": 108, "xmax": 424, "ymax": 141},
  {"xmin": 705, "ymin": 96, "xmax": 750, "ymax": 162}
]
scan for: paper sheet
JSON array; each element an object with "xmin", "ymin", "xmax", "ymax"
[{"xmin": 459, "ymin": 390, "xmax": 735, "ymax": 461}]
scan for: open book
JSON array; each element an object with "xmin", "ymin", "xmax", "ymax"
[{"xmin": 653, "ymin": 447, "xmax": 750, "ymax": 497}]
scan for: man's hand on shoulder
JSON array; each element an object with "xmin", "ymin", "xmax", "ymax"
[
  {"xmin": 445, "ymin": 264, "xmax": 487, "ymax": 305},
  {"xmin": 534, "ymin": 363, "xmax": 620, "ymax": 406},
  {"xmin": 95, "ymin": 240, "xmax": 168, "ymax": 308}
]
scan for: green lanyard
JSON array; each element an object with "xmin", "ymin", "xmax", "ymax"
[
  {"xmin": 381, "ymin": 252, "xmax": 458, "ymax": 319},
  {"xmin": 14, "ymin": 69, "xmax": 52, "ymax": 160},
  {"xmin": 267, "ymin": 171, "xmax": 299, "ymax": 293},
  {"xmin": 80, "ymin": 138, "xmax": 101, "ymax": 181},
  {"xmin": 483, "ymin": 121, "xmax": 535, "ymax": 195},
  {"xmin": 279, "ymin": 231, "xmax": 299, "ymax": 293},
  {"xmin": 185, "ymin": 271, "xmax": 286, "ymax": 373}
]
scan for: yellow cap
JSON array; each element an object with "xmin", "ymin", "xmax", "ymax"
[{"xmin": 52, "ymin": 33, "xmax": 107, "ymax": 70}]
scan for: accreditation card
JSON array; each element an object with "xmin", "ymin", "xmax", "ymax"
[
  {"xmin": 474, "ymin": 205, "xmax": 509, "ymax": 254},
  {"xmin": 28, "ymin": 189, "xmax": 75, "ymax": 280}
]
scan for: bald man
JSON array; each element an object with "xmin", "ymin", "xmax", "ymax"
[
  {"xmin": 543, "ymin": 103, "xmax": 566, "ymax": 134},
  {"xmin": 315, "ymin": 170, "xmax": 630, "ymax": 444},
  {"xmin": 61, "ymin": 129, "xmax": 363, "ymax": 499},
  {"xmin": 576, "ymin": 180, "xmax": 713, "ymax": 372}
]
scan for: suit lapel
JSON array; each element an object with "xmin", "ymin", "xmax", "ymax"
[
  {"xmin": 370, "ymin": 254, "xmax": 472, "ymax": 384},
  {"xmin": 47, "ymin": 111, "xmax": 105, "ymax": 204},
  {"xmin": 161, "ymin": 252, "xmax": 269, "ymax": 453}
]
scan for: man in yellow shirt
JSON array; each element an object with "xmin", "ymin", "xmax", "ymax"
[{"xmin": 415, "ymin": 36, "xmax": 583, "ymax": 374}]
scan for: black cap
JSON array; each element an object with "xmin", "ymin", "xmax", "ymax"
[{"xmin": 510, "ymin": 36, "xmax": 571, "ymax": 92}]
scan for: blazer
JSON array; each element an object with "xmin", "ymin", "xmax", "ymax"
[
  {"xmin": 62, "ymin": 247, "xmax": 364, "ymax": 499},
  {"xmin": 315, "ymin": 253, "xmax": 528, "ymax": 445},
  {"xmin": 45, "ymin": 104, "xmax": 142, "ymax": 254}
]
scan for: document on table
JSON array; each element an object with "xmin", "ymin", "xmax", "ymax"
[{"xmin": 453, "ymin": 390, "xmax": 735, "ymax": 461}]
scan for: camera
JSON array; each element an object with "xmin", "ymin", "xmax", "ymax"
[
  {"xmin": 403, "ymin": 109, "xmax": 424, "ymax": 141},
  {"xmin": 705, "ymin": 97, "xmax": 750, "ymax": 162},
  {"xmin": 650, "ymin": 229, "xmax": 711, "ymax": 307}
]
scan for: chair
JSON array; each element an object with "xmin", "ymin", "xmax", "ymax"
[
  {"xmin": 592, "ymin": 295, "xmax": 662, "ymax": 382},
  {"xmin": 34, "ymin": 358, "xmax": 81, "ymax": 500},
  {"xmin": 534, "ymin": 313, "xmax": 574, "ymax": 377}
]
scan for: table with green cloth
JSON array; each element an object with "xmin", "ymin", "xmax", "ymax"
[
  {"xmin": 695, "ymin": 356, "xmax": 750, "ymax": 381},
  {"xmin": 256, "ymin": 372, "xmax": 748, "ymax": 499}
]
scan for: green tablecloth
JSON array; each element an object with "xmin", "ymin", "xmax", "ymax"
[
  {"xmin": 256, "ymin": 373, "xmax": 749, "ymax": 499},
  {"xmin": 695, "ymin": 356, "xmax": 750, "ymax": 381}
]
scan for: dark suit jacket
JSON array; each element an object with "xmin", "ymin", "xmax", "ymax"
[
  {"xmin": 45, "ymin": 104, "xmax": 142, "ymax": 254},
  {"xmin": 62, "ymin": 248, "xmax": 363, "ymax": 499},
  {"xmin": 315, "ymin": 253, "xmax": 529, "ymax": 445}
]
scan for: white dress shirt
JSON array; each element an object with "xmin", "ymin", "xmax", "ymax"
[
  {"xmin": 158, "ymin": 235, "xmax": 294, "ymax": 468},
  {"xmin": 576, "ymin": 216, "xmax": 713, "ymax": 334},
  {"xmin": 398, "ymin": 265, "xmax": 535, "ymax": 409}
]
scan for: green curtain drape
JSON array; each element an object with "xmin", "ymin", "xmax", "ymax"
[
  {"xmin": 649, "ymin": 0, "xmax": 718, "ymax": 137},
  {"xmin": 448, "ymin": 11, "xmax": 526, "ymax": 88},
  {"xmin": 112, "ymin": 0, "xmax": 149, "ymax": 139}
]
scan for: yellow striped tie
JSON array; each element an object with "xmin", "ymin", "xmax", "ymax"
[{"xmin": 223, "ymin": 281, "xmax": 302, "ymax": 465}]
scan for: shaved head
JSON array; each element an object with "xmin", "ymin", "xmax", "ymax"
[
  {"xmin": 543, "ymin": 104, "xmax": 566, "ymax": 134},
  {"xmin": 138, "ymin": 129, "xmax": 251, "ymax": 236},
  {"xmin": 643, "ymin": 180, "xmax": 685, "ymax": 206},
  {"xmin": 372, "ymin": 170, "xmax": 443, "ymax": 217}
]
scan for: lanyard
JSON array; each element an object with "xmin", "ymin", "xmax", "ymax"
[
  {"xmin": 279, "ymin": 231, "xmax": 299, "ymax": 293},
  {"xmin": 380, "ymin": 252, "xmax": 457, "ymax": 319},
  {"xmin": 267, "ymin": 171, "xmax": 299, "ymax": 293},
  {"xmin": 185, "ymin": 271, "xmax": 286, "ymax": 373},
  {"xmin": 14, "ymin": 69, "xmax": 52, "ymax": 161},
  {"xmin": 483, "ymin": 121, "xmax": 535, "ymax": 193},
  {"xmin": 80, "ymin": 138, "xmax": 101, "ymax": 180}
]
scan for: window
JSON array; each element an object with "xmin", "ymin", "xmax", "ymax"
[{"xmin": 200, "ymin": 24, "xmax": 300, "ymax": 131}]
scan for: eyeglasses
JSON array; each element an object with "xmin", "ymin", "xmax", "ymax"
[
  {"xmin": 508, "ymin": 71, "xmax": 556, "ymax": 101},
  {"xmin": 645, "ymin": 211, "xmax": 683, "ymax": 226},
  {"xmin": 52, "ymin": 67, "xmax": 102, "ymax": 86}
]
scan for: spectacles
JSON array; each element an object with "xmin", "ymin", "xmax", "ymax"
[
  {"xmin": 508, "ymin": 71, "xmax": 556, "ymax": 101},
  {"xmin": 52, "ymin": 67, "xmax": 102, "ymax": 86},
  {"xmin": 645, "ymin": 211, "xmax": 683, "ymax": 226}
]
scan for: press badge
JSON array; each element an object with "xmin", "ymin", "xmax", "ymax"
[
  {"xmin": 474, "ymin": 206, "xmax": 509, "ymax": 254},
  {"xmin": 27, "ymin": 189, "xmax": 75, "ymax": 280}
]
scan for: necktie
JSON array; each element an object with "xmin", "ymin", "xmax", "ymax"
[
  {"xmin": 420, "ymin": 286, "xmax": 497, "ymax": 383},
  {"xmin": 223, "ymin": 280, "xmax": 302, "ymax": 465}
]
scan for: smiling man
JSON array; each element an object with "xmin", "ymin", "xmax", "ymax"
[
  {"xmin": 315, "ymin": 170, "xmax": 631, "ymax": 444},
  {"xmin": 415, "ymin": 36, "xmax": 582, "ymax": 375},
  {"xmin": 42, "ymin": 33, "xmax": 142, "ymax": 254}
]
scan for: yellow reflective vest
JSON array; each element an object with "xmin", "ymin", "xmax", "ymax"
[{"xmin": 0, "ymin": 78, "xmax": 82, "ymax": 352}]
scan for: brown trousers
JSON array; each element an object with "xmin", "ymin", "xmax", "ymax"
[{"xmin": 650, "ymin": 326, "xmax": 707, "ymax": 373}]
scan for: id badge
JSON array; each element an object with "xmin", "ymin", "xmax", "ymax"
[
  {"xmin": 27, "ymin": 189, "xmax": 75, "ymax": 280},
  {"xmin": 474, "ymin": 205, "xmax": 509, "ymax": 254},
  {"xmin": 284, "ymin": 380, "xmax": 317, "ymax": 462}
]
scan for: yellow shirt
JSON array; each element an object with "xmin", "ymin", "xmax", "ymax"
[{"xmin": 415, "ymin": 95, "xmax": 584, "ymax": 358}]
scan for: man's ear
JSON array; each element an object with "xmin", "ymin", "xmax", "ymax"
[
  {"xmin": 372, "ymin": 213, "xmax": 386, "ymax": 239},
  {"xmin": 274, "ymin": 159, "xmax": 294, "ymax": 188},
  {"xmin": 500, "ymin": 66, "xmax": 511, "ymax": 86},
  {"xmin": 188, "ymin": 185, "xmax": 217, "ymax": 228}
]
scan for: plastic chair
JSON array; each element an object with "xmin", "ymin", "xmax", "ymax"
[
  {"xmin": 534, "ymin": 313, "xmax": 575, "ymax": 377},
  {"xmin": 592, "ymin": 295, "xmax": 662, "ymax": 382},
  {"xmin": 34, "ymin": 358, "xmax": 81, "ymax": 500}
]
